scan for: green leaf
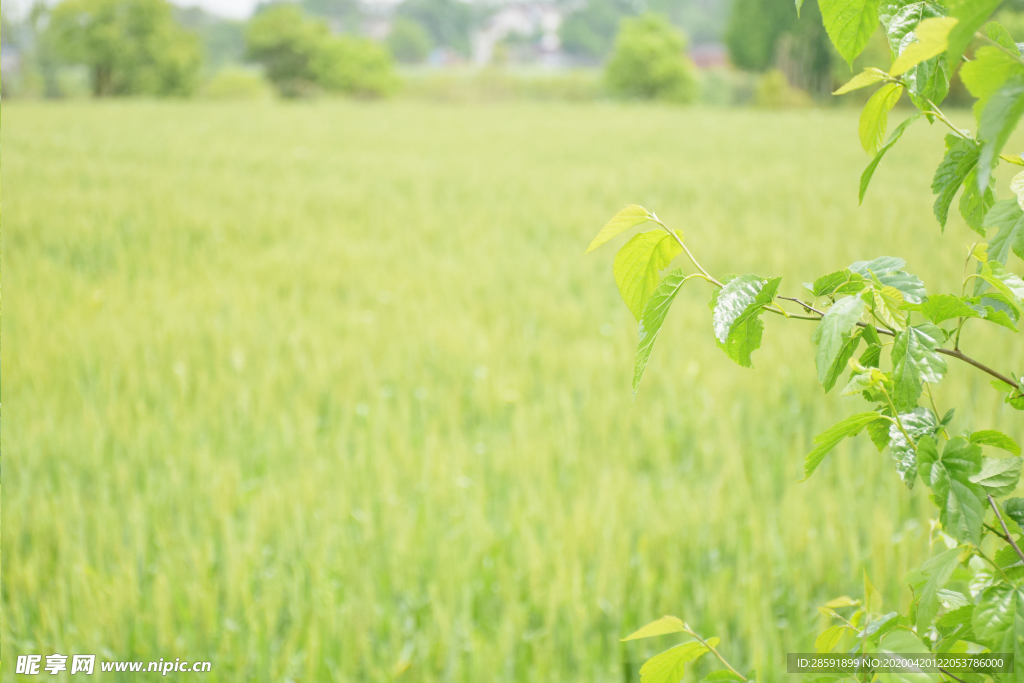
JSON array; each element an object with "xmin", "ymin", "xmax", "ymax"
[
  {"xmin": 916, "ymin": 546, "xmax": 964, "ymax": 634},
  {"xmin": 848, "ymin": 256, "xmax": 927, "ymax": 302},
  {"xmin": 977, "ymin": 261, "xmax": 1024, "ymax": 316},
  {"xmin": 970, "ymin": 457, "xmax": 1023, "ymax": 496},
  {"xmin": 634, "ymin": 271, "xmax": 693, "ymax": 394},
  {"xmin": 796, "ymin": 0, "xmax": 804, "ymax": 16},
  {"xmin": 834, "ymin": 67, "xmax": 891, "ymax": 95},
  {"xmin": 932, "ymin": 134, "xmax": 981, "ymax": 229},
  {"xmin": 703, "ymin": 671, "xmax": 745, "ymax": 683},
  {"xmin": 815, "ymin": 624, "xmax": 848, "ymax": 653},
  {"xmin": 622, "ymin": 615, "xmax": 687, "ymax": 641},
  {"xmin": 805, "ymin": 271, "xmax": 849, "ymax": 297},
  {"xmin": 971, "ymin": 430, "xmax": 1023, "ymax": 456},
  {"xmin": 889, "ymin": 407, "xmax": 940, "ymax": 487},
  {"xmin": 891, "ymin": 324, "xmax": 948, "ymax": 411},
  {"xmin": 959, "ymin": 166, "xmax": 996, "ymax": 233},
  {"xmin": 919, "ymin": 294, "xmax": 981, "ymax": 324},
  {"xmin": 874, "ymin": 629, "xmax": 936, "ymax": 683},
  {"xmin": 883, "ymin": 1, "xmax": 944, "ymax": 54},
  {"xmin": 946, "ymin": 478, "xmax": 985, "ymax": 545},
  {"xmin": 811, "ymin": 296, "xmax": 867, "ymax": 391},
  {"xmin": 973, "ymin": 583, "xmax": 1023, "ymax": 648},
  {"xmin": 919, "ymin": 436, "xmax": 983, "ymax": 498},
  {"xmin": 860, "ymin": 114, "xmax": 921, "ymax": 204},
  {"xmin": 638, "ymin": 640, "xmax": 717, "ymax": 683},
  {"xmin": 613, "ymin": 229, "xmax": 683, "ymax": 322},
  {"xmin": 586, "ymin": 204, "xmax": 653, "ymax": 253},
  {"xmin": 981, "ymin": 200, "xmax": 1024, "ymax": 266},
  {"xmin": 960, "ymin": 46, "xmax": 1024, "ymax": 118},
  {"xmin": 819, "ymin": 0, "xmax": 881, "ymax": 64},
  {"xmin": 1005, "ymin": 498, "xmax": 1024, "ymax": 527},
  {"xmin": 891, "ymin": 16, "xmax": 957, "ymax": 75},
  {"xmin": 986, "ymin": 21, "xmax": 1019, "ymax": 53},
  {"xmin": 712, "ymin": 275, "xmax": 781, "ymax": 368},
  {"xmin": 860, "ymin": 83, "xmax": 905, "ymax": 155},
  {"xmin": 978, "ymin": 73, "xmax": 1024, "ymax": 192},
  {"xmin": 802, "ymin": 412, "xmax": 889, "ymax": 480},
  {"xmin": 860, "ymin": 323, "xmax": 883, "ymax": 368},
  {"xmin": 946, "ymin": 0, "xmax": 1004, "ymax": 71}
]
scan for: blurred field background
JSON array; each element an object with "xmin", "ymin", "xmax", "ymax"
[{"xmin": 4, "ymin": 100, "xmax": 1023, "ymax": 681}]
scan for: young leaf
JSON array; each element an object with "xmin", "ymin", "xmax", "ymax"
[
  {"xmin": 805, "ymin": 270, "xmax": 849, "ymax": 297},
  {"xmin": 711, "ymin": 275, "xmax": 781, "ymax": 368},
  {"xmin": 802, "ymin": 412, "xmax": 889, "ymax": 480},
  {"xmin": 932, "ymin": 134, "xmax": 981, "ymax": 230},
  {"xmin": 980, "ymin": 200, "xmax": 1024, "ymax": 266},
  {"xmin": 959, "ymin": 167, "xmax": 996, "ymax": 233},
  {"xmin": 890, "ymin": 16, "xmax": 957, "ymax": 75},
  {"xmin": 834, "ymin": 67, "xmax": 890, "ymax": 95},
  {"xmin": 860, "ymin": 83, "xmax": 904, "ymax": 155},
  {"xmin": 811, "ymin": 296, "xmax": 867, "ymax": 391},
  {"xmin": 622, "ymin": 615, "xmax": 687, "ymax": 641},
  {"xmin": 860, "ymin": 114, "xmax": 921, "ymax": 204},
  {"xmin": 916, "ymin": 546, "xmax": 964, "ymax": 634},
  {"xmin": 586, "ymin": 205, "xmax": 652, "ymax": 253},
  {"xmin": 959, "ymin": 46, "xmax": 1024, "ymax": 118},
  {"xmin": 883, "ymin": 1, "xmax": 945, "ymax": 53},
  {"xmin": 889, "ymin": 407, "xmax": 940, "ymax": 487},
  {"xmin": 634, "ymin": 271, "xmax": 693, "ymax": 394},
  {"xmin": 819, "ymin": 0, "xmax": 881, "ymax": 65},
  {"xmin": 973, "ymin": 583, "xmax": 1024, "ymax": 649},
  {"xmin": 945, "ymin": 478, "xmax": 985, "ymax": 545},
  {"xmin": 978, "ymin": 73, "xmax": 1024, "ymax": 192},
  {"xmin": 977, "ymin": 262, "xmax": 1024, "ymax": 316},
  {"xmin": 946, "ymin": 0, "xmax": 1004, "ymax": 70},
  {"xmin": 815, "ymin": 624, "xmax": 848, "ymax": 653},
  {"xmin": 970, "ymin": 430, "xmax": 1023, "ymax": 456},
  {"xmin": 638, "ymin": 640, "xmax": 717, "ymax": 683},
  {"xmin": 891, "ymin": 324, "xmax": 948, "ymax": 411},
  {"xmin": 613, "ymin": 229, "xmax": 683, "ymax": 322},
  {"xmin": 985, "ymin": 21, "xmax": 1019, "ymax": 53}
]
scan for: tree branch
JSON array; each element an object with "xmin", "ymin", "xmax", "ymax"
[
  {"xmin": 988, "ymin": 494, "xmax": 1024, "ymax": 566},
  {"xmin": 682, "ymin": 623, "xmax": 747, "ymax": 682}
]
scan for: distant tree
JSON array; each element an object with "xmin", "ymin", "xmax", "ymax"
[
  {"xmin": 176, "ymin": 7, "xmax": 246, "ymax": 71},
  {"xmin": 312, "ymin": 35, "xmax": 398, "ymax": 95},
  {"xmin": 559, "ymin": 0, "xmax": 633, "ymax": 60},
  {"xmin": 387, "ymin": 16, "xmax": 433, "ymax": 63},
  {"xmin": 605, "ymin": 13, "xmax": 697, "ymax": 102},
  {"xmin": 301, "ymin": 0, "xmax": 362, "ymax": 32},
  {"xmin": 245, "ymin": 4, "xmax": 329, "ymax": 96},
  {"xmin": 47, "ymin": 0, "xmax": 203, "ymax": 96},
  {"xmin": 394, "ymin": 0, "xmax": 473, "ymax": 56}
]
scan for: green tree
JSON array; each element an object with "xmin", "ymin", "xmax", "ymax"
[
  {"xmin": 595, "ymin": 0, "xmax": 1024, "ymax": 679},
  {"xmin": 312, "ymin": 35, "xmax": 398, "ymax": 96},
  {"xmin": 604, "ymin": 13, "xmax": 697, "ymax": 102},
  {"xmin": 394, "ymin": 0, "xmax": 473, "ymax": 57},
  {"xmin": 245, "ymin": 4, "xmax": 329, "ymax": 96},
  {"xmin": 387, "ymin": 16, "xmax": 433, "ymax": 64},
  {"xmin": 47, "ymin": 0, "xmax": 203, "ymax": 97},
  {"xmin": 559, "ymin": 0, "xmax": 633, "ymax": 60}
]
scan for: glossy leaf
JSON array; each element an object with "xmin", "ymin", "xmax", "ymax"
[
  {"xmin": 811, "ymin": 296, "xmax": 866, "ymax": 391},
  {"xmin": 614, "ymin": 230, "xmax": 683, "ymax": 322},
  {"xmin": 889, "ymin": 407, "xmax": 940, "ymax": 487},
  {"xmin": 712, "ymin": 275, "xmax": 781, "ymax": 368},
  {"xmin": 891, "ymin": 16, "xmax": 957, "ymax": 75},
  {"xmin": 891, "ymin": 324, "xmax": 947, "ymax": 411},
  {"xmin": 971, "ymin": 430, "xmax": 1023, "ymax": 456},
  {"xmin": 970, "ymin": 456, "xmax": 1023, "ymax": 496}
]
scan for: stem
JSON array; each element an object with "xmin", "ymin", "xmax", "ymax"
[
  {"xmin": 988, "ymin": 495, "xmax": 1024, "ymax": 566},
  {"xmin": 975, "ymin": 547, "xmax": 1012, "ymax": 583},
  {"xmin": 939, "ymin": 348, "xmax": 1018, "ymax": 388},
  {"xmin": 683, "ymin": 624, "xmax": 747, "ymax": 682},
  {"xmin": 984, "ymin": 522, "xmax": 1011, "ymax": 543},
  {"xmin": 921, "ymin": 97, "xmax": 972, "ymax": 140},
  {"xmin": 654, "ymin": 219, "xmax": 722, "ymax": 287},
  {"xmin": 938, "ymin": 667, "xmax": 968, "ymax": 683}
]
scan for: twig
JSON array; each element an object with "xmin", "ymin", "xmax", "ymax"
[
  {"xmin": 988, "ymin": 495, "xmax": 1024, "ymax": 566},
  {"xmin": 938, "ymin": 667, "xmax": 968, "ymax": 683},
  {"xmin": 683, "ymin": 623, "xmax": 747, "ymax": 682},
  {"xmin": 984, "ymin": 522, "xmax": 1011, "ymax": 543}
]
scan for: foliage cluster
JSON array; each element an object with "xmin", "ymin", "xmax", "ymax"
[
  {"xmin": 245, "ymin": 4, "xmax": 396, "ymax": 97},
  {"xmin": 591, "ymin": 0, "xmax": 1024, "ymax": 680},
  {"xmin": 604, "ymin": 13, "xmax": 698, "ymax": 103}
]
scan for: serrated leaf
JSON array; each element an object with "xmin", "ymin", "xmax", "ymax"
[
  {"xmin": 986, "ymin": 21, "xmax": 1019, "ymax": 53},
  {"xmin": 970, "ymin": 457, "xmax": 1023, "ymax": 496},
  {"xmin": 1006, "ymin": 498, "xmax": 1024, "ymax": 527},
  {"xmin": 889, "ymin": 407, "xmax": 940, "ymax": 487},
  {"xmin": 815, "ymin": 624, "xmax": 848, "ymax": 653},
  {"xmin": 634, "ymin": 270, "xmax": 693, "ymax": 394},
  {"xmin": 932, "ymin": 134, "xmax": 981, "ymax": 229},
  {"xmin": 860, "ymin": 83, "xmax": 904, "ymax": 155},
  {"xmin": 871, "ymin": 286, "xmax": 908, "ymax": 330},
  {"xmin": 891, "ymin": 324, "xmax": 948, "ymax": 411},
  {"xmin": 850, "ymin": 255, "xmax": 905, "ymax": 276},
  {"xmin": 977, "ymin": 261, "xmax": 1024, "ymax": 316},
  {"xmin": 638, "ymin": 639, "xmax": 717, "ymax": 683},
  {"xmin": 946, "ymin": 0, "xmax": 1004, "ymax": 71},
  {"xmin": 835, "ymin": 67, "xmax": 891, "ymax": 95},
  {"xmin": 946, "ymin": 478, "xmax": 985, "ymax": 545},
  {"xmin": 978, "ymin": 73, "xmax": 1024, "ymax": 192},
  {"xmin": 891, "ymin": 16, "xmax": 957, "ymax": 75},
  {"xmin": 586, "ymin": 205, "xmax": 652, "ymax": 253},
  {"xmin": 805, "ymin": 271, "xmax": 849, "ymax": 297},
  {"xmin": 811, "ymin": 296, "xmax": 867, "ymax": 391},
  {"xmin": 960, "ymin": 46, "xmax": 1024, "ymax": 119},
  {"xmin": 981, "ymin": 200, "xmax": 1024, "ymax": 266},
  {"xmin": 919, "ymin": 294, "xmax": 981, "ymax": 324},
  {"xmin": 622, "ymin": 615, "xmax": 687, "ymax": 641},
  {"xmin": 971, "ymin": 430, "xmax": 1022, "ymax": 456},
  {"xmin": 916, "ymin": 545, "xmax": 964, "ymax": 634},
  {"xmin": 919, "ymin": 436, "xmax": 983, "ymax": 497},
  {"xmin": 712, "ymin": 275, "xmax": 781, "ymax": 368},
  {"xmin": 861, "ymin": 114, "xmax": 921, "ymax": 204},
  {"xmin": 614, "ymin": 230, "xmax": 683, "ymax": 322},
  {"xmin": 959, "ymin": 166, "xmax": 996, "ymax": 233},
  {"xmin": 802, "ymin": 412, "xmax": 889, "ymax": 480},
  {"xmin": 820, "ymin": 0, "xmax": 881, "ymax": 64},
  {"xmin": 973, "ymin": 583, "xmax": 1024, "ymax": 648}
]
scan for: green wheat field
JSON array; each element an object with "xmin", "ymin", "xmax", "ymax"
[{"xmin": 4, "ymin": 101, "xmax": 1023, "ymax": 682}]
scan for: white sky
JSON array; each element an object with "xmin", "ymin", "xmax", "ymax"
[{"xmin": 170, "ymin": 0, "xmax": 260, "ymax": 19}]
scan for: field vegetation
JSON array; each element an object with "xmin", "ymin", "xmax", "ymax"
[{"xmin": 4, "ymin": 100, "xmax": 1023, "ymax": 681}]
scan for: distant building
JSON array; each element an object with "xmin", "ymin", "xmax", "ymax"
[
  {"xmin": 689, "ymin": 42, "xmax": 728, "ymax": 69},
  {"xmin": 472, "ymin": 3, "xmax": 562, "ymax": 66}
]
